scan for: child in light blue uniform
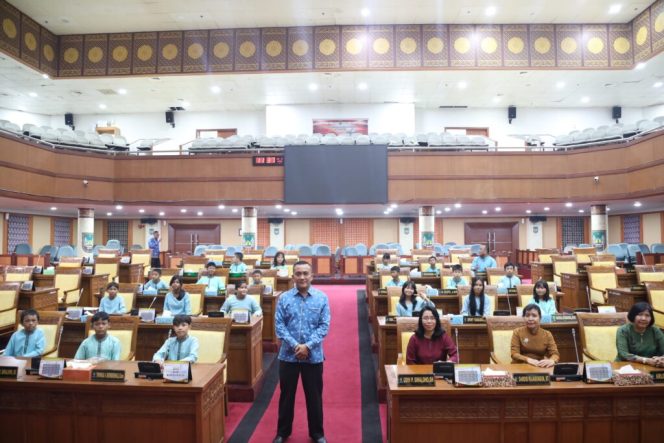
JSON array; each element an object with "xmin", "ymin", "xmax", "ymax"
[
  {"xmin": 163, "ymin": 275, "xmax": 191, "ymax": 315},
  {"xmin": 75, "ymin": 311, "xmax": 121, "ymax": 360},
  {"xmin": 446, "ymin": 264, "xmax": 469, "ymax": 289},
  {"xmin": 4, "ymin": 309, "xmax": 45, "ymax": 357},
  {"xmin": 497, "ymin": 262, "xmax": 521, "ymax": 294},
  {"xmin": 230, "ymin": 252, "xmax": 248, "ymax": 274},
  {"xmin": 153, "ymin": 314, "xmax": 199, "ymax": 363},
  {"xmin": 98, "ymin": 282, "xmax": 126, "ymax": 314},
  {"xmin": 196, "ymin": 261, "xmax": 225, "ymax": 295},
  {"xmin": 527, "ymin": 280, "xmax": 557, "ymax": 315},
  {"xmin": 221, "ymin": 282, "xmax": 262, "ymax": 316},
  {"xmin": 386, "ymin": 266, "xmax": 405, "ymax": 287},
  {"xmin": 143, "ymin": 268, "xmax": 168, "ymax": 294}
]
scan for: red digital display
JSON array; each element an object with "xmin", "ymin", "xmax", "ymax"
[{"xmin": 253, "ymin": 155, "xmax": 284, "ymax": 166}]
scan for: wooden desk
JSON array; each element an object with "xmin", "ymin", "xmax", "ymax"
[
  {"xmin": 376, "ymin": 316, "xmax": 582, "ymax": 401},
  {"xmin": 59, "ymin": 316, "xmax": 263, "ymax": 402},
  {"xmin": 119, "ymin": 263, "xmax": 144, "ymax": 283},
  {"xmin": 0, "ymin": 359, "xmax": 224, "ymax": 443},
  {"xmin": 34, "ymin": 273, "xmax": 110, "ymax": 307},
  {"xmin": 387, "ymin": 362, "xmax": 664, "ymax": 443},
  {"xmin": 561, "ymin": 272, "xmax": 636, "ymax": 310},
  {"xmin": 607, "ymin": 287, "xmax": 647, "ymax": 312},
  {"xmin": 530, "ymin": 261, "xmax": 553, "ymax": 282},
  {"xmin": 18, "ymin": 287, "xmax": 58, "ymax": 311}
]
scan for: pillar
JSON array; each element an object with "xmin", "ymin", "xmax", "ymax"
[
  {"xmin": 419, "ymin": 206, "xmax": 435, "ymax": 249},
  {"xmin": 77, "ymin": 208, "xmax": 94, "ymax": 259},
  {"xmin": 241, "ymin": 207, "xmax": 258, "ymax": 249},
  {"xmin": 591, "ymin": 204, "xmax": 608, "ymax": 251}
]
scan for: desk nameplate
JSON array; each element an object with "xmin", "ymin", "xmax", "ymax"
[
  {"xmin": 397, "ymin": 373, "xmax": 435, "ymax": 387},
  {"xmin": 463, "ymin": 316, "xmax": 486, "ymax": 324},
  {"xmin": 513, "ymin": 373, "xmax": 550, "ymax": 386},
  {"xmin": 439, "ymin": 289, "xmax": 457, "ymax": 295},
  {"xmin": 0, "ymin": 366, "xmax": 18, "ymax": 379},
  {"xmin": 91, "ymin": 369, "xmax": 126, "ymax": 382},
  {"xmin": 651, "ymin": 370, "xmax": 664, "ymax": 383}
]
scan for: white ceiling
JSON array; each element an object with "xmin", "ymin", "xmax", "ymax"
[
  {"xmin": 8, "ymin": 1, "xmax": 652, "ymax": 34},
  {"xmin": 1, "ymin": 53, "xmax": 664, "ymax": 115},
  {"xmin": 1, "ymin": 196, "xmax": 662, "ymax": 220}
]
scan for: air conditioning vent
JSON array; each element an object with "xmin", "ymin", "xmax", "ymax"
[
  {"xmin": 97, "ymin": 89, "xmax": 118, "ymax": 95},
  {"xmin": 438, "ymin": 105, "xmax": 468, "ymax": 109}
]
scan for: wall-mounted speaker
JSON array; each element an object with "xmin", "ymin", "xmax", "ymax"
[
  {"xmin": 268, "ymin": 218, "xmax": 283, "ymax": 224},
  {"xmin": 400, "ymin": 217, "xmax": 415, "ymax": 224},
  {"xmin": 529, "ymin": 216, "xmax": 547, "ymax": 223},
  {"xmin": 508, "ymin": 106, "xmax": 517, "ymax": 124},
  {"xmin": 140, "ymin": 218, "xmax": 158, "ymax": 224},
  {"xmin": 65, "ymin": 113, "xmax": 74, "ymax": 127},
  {"xmin": 612, "ymin": 106, "xmax": 622, "ymax": 122},
  {"xmin": 165, "ymin": 111, "xmax": 174, "ymax": 127}
]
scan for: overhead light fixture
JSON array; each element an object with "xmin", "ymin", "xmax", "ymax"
[
  {"xmin": 358, "ymin": 82, "xmax": 368, "ymax": 90},
  {"xmin": 485, "ymin": 6, "xmax": 497, "ymax": 16},
  {"xmin": 106, "ymin": 212, "xmax": 112, "ymax": 216},
  {"xmin": 544, "ymin": 207, "xmax": 550, "ymax": 211},
  {"xmin": 139, "ymin": 209, "xmax": 145, "ymax": 213},
  {"xmin": 556, "ymin": 81, "xmax": 566, "ymax": 89},
  {"xmin": 50, "ymin": 206, "xmax": 57, "ymax": 211},
  {"xmin": 42, "ymin": 73, "xmax": 49, "ymax": 79},
  {"xmin": 495, "ymin": 207, "xmax": 501, "ymax": 212},
  {"xmin": 181, "ymin": 101, "xmax": 191, "ymax": 108},
  {"xmin": 436, "ymin": 210, "xmax": 442, "ymax": 214},
  {"xmin": 578, "ymin": 209, "xmax": 585, "ymax": 213},
  {"xmin": 444, "ymin": 207, "xmax": 451, "ymax": 212},
  {"xmin": 197, "ymin": 211, "xmax": 203, "ymax": 216},
  {"xmin": 211, "ymin": 86, "xmax": 221, "ymax": 94},
  {"xmin": 608, "ymin": 4, "xmax": 622, "ymax": 14},
  {"xmin": 565, "ymin": 202, "xmax": 573, "ymax": 207},
  {"xmin": 492, "ymin": 96, "xmax": 501, "ymax": 103},
  {"xmin": 526, "ymin": 209, "xmax": 532, "ymax": 214},
  {"xmin": 580, "ymin": 96, "xmax": 590, "ymax": 103},
  {"xmin": 291, "ymin": 211, "xmax": 298, "ymax": 215},
  {"xmin": 275, "ymin": 204, "xmax": 282, "ymax": 209},
  {"xmin": 308, "ymin": 83, "xmax": 319, "ymax": 91},
  {"xmin": 454, "ymin": 203, "xmax": 462, "ymax": 208},
  {"xmin": 482, "ymin": 210, "xmax": 488, "ymax": 214},
  {"xmin": 284, "ymin": 208, "xmax": 290, "ymax": 212},
  {"xmin": 115, "ymin": 205, "xmax": 123, "ymax": 210},
  {"xmin": 180, "ymin": 209, "xmax": 187, "ymax": 213},
  {"xmin": 28, "ymin": 92, "xmax": 37, "ymax": 97},
  {"xmin": 457, "ymin": 81, "xmax": 468, "ymax": 89},
  {"xmin": 99, "ymin": 104, "xmax": 107, "ymax": 109},
  {"xmin": 606, "ymin": 207, "xmax": 611, "ymax": 211},
  {"xmin": 218, "ymin": 204, "xmax": 225, "ymax": 209},
  {"xmin": 654, "ymin": 82, "xmax": 663, "ymax": 88},
  {"xmin": 635, "ymin": 62, "xmax": 646, "ymax": 70},
  {"xmin": 159, "ymin": 211, "xmax": 165, "ymax": 216},
  {"xmin": 390, "ymin": 203, "xmax": 398, "ymax": 209},
  {"xmin": 117, "ymin": 88, "xmax": 127, "ymax": 95},
  {"xmin": 361, "ymin": 7, "xmax": 370, "ymax": 17},
  {"xmin": 335, "ymin": 208, "xmax": 344, "ymax": 215},
  {"xmin": 634, "ymin": 201, "xmax": 642, "ymax": 207},
  {"xmin": 383, "ymin": 211, "xmax": 389, "ymax": 215},
  {"xmin": 232, "ymin": 208, "xmax": 238, "ymax": 213}
]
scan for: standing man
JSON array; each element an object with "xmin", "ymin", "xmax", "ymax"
[
  {"xmin": 148, "ymin": 230, "xmax": 161, "ymax": 268},
  {"xmin": 273, "ymin": 261, "xmax": 330, "ymax": 443}
]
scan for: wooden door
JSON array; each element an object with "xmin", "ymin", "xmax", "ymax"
[
  {"xmin": 168, "ymin": 224, "xmax": 220, "ymax": 254},
  {"xmin": 464, "ymin": 222, "xmax": 518, "ymax": 259}
]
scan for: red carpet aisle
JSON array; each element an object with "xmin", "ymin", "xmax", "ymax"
[{"xmin": 247, "ymin": 285, "xmax": 365, "ymax": 442}]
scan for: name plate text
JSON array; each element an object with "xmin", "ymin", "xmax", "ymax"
[
  {"xmin": 439, "ymin": 289, "xmax": 458, "ymax": 295},
  {"xmin": 397, "ymin": 373, "xmax": 435, "ymax": 387},
  {"xmin": 91, "ymin": 369, "xmax": 126, "ymax": 382},
  {"xmin": 552, "ymin": 314, "xmax": 576, "ymax": 323},
  {"xmin": 513, "ymin": 373, "xmax": 550, "ymax": 385},
  {"xmin": 463, "ymin": 316, "xmax": 487, "ymax": 324},
  {"xmin": 0, "ymin": 366, "xmax": 18, "ymax": 379}
]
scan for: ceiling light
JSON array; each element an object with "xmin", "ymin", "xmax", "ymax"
[
  {"xmin": 492, "ymin": 96, "xmax": 501, "ymax": 103},
  {"xmin": 526, "ymin": 209, "xmax": 532, "ymax": 214},
  {"xmin": 580, "ymin": 96, "xmax": 590, "ymax": 103},
  {"xmin": 383, "ymin": 211, "xmax": 389, "ymax": 215},
  {"xmin": 608, "ymin": 4, "xmax": 622, "ymax": 14},
  {"xmin": 636, "ymin": 62, "xmax": 646, "ymax": 70},
  {"xmin": 335, "ymin": 208, "xmax": 344, "ymax": 215},
  {"xmin": 454, "ymin": 203, "xmax": 462, "ymax": 208},
  {"xmin": 50, "ymin": 206, "xmax": 57, "ymax": 211},
  {"xmin": 361, "ymin": 7, "xmax": 370, "ymax": 17},
  {"xmin": 181, "ymin": 101, "xmax": 190, "ymax": 108},
  {"xmin": 544, "ymin": 207, "xmax": 550, "ymax": 211},
  {"xmin": 159, "ymin": 211, "xmax": 165, "ymax": 216},
  {"xmin": 357, "ymin": 82, "xmax": 368, "ymax": 90},
  {"xmin": 308, "ymin": 83, "xmax": 319, "ymax": 91},
  {"xmin": 578, "ymin": 209, "xmax": 585, "ymax": 213},
  {"xmin": 457, "ymin": 81, "xmax": 468, "ymax": 89},
  {"xmin": 606, "ymin": 208, "xmax": 611, "ymax": 211},
  {"xmin": 436, "ymin": 210, "xmax": 442, "ymax": 214},
  {"xmin": 390, "ymin": 203, "xmax": 398, "ymax": 209},
  {"xmin": 106, "ymin": 212, "xmax": 112, "ymax": 216},
  {"xmin": 556, "ymin": 81, "xmax": 566, "ymax": 89},
  {"xmin": 197, "ymin": 211, "xmax": 203, "ymax": 216},
  {"xmin": 495, "ymin": 207, "xmax": 501, "ymax": 212},
  {"xmin": 211, "ymin": 86, "xmax": 221, "ymax": 94},
  {"xmin": 482, "ymin": 210, "xmax": 488, "ymax": 215},
  {"xmin": 180, "ymin": 209, "xmax": 187, "ymax": 213},
  {"xmin": 139, "ymin": 209, "xmax": 145, "ymax": 213},
  {"xmin": 283, "ymin": 208, "xmax": 290, "ymax": 212},
  {"xmin": 275, "ymin": 204, "xmax": 282, "ymax": 209},
  {"xmin": 99, "ymin": 104, "xmax": 107, "ymax": 109},
  {"xmin": 42, "ymin": 74, "xmax": 49, "ymax": 79},
  {"xmin": 117, "ymin": 88, "xmax": 127, "ymax": 95},
  {"xmin": 28, "ymin": 92, "xmax": 37, "ymax": 97},
  {"xmin": 444, "ymin": 207, "xmax": 451, "ymax": 212},
  {"xmin": 654, "ymin": 82, "xmax": 663, "ymax": 88},
  {"xmin": 485, "ymin": 6, "xmax": 497, "ymax": 16},
  {"xmin": 115, "ymin": 205, "xmax": 123, "ymax": 210},
  {"xmin": 565, "ymin": 202, "xmax": 573, "ymax": 207},
  {"xmin": 232, "ymin": 208, "xmax": 238, "ymax": 213},
  {"xmin": 218, "ymin": 204, "xmax": 225, "ymax": 209},
  {"xmin": 634, "ymin": 201, "xmax": 642, "ymax": 207},
  {"xmin": 291, "ymin": 211, "xmax": 298, "ymax": 215}
]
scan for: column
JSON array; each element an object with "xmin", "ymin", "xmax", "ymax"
[
  {"xmin": 419, "ymin": 206, "xmax": 435, "ymax": 249},
  {"xmin": 591, "ymin": 205, "xmax": 608, "ymax": 251},
  {"xmin": 77, "ymin": 208, "xmax": 94, "ymax": 259},
  {"xmin": 241, "ymin": 207, "xmax": 258, "ymax": 249}
]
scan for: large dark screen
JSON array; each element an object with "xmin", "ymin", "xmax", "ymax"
[{"xmin": 284, "ymin": 145, "xmax": 387, "ymax": 204}]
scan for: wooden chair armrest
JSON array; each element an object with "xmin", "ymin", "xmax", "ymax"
[
  {"xmin": 583, "ymin": 348, "xmax": 600, "ymax": 361},
  {"xmin": 490, "ymin": 352, "xmax": 500, "ymax": 364},
  {"xmin": 397, "ymin": 353, "xmax": 406, "ymax": 365},
  {"xmin": 126, "ymin": 351, "xmax": 135, "ymax": 361},
  {"xmin": 652, "ymin": 307, "xmax": 664, "ymax": 316}
]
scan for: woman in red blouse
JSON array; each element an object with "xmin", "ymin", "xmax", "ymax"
[{"xmin": 406, "ymin": 306, "xmax": 459, "ymax": 364}]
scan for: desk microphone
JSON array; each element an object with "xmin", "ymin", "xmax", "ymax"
[
  {"xmin": 454, "ymin": 327, "xmax": 460, "ymax": 362},
  {"xmin": 75, "ymin": 288, "xmax": 84, "ymax": 307},
  {"xmin": 148, "ymin": 296, "xmax": 158, "ymax": 310},
  {"xmin": 571, "ymin": 328, "xmax": 580, "ymax": 363},
  {"xmin": 505, "ymin": 290, "xmax": 512, "ymax": 315},
  {"xmin": 585, "ymin": 286, "xmax": 592, "ymax": 311}
]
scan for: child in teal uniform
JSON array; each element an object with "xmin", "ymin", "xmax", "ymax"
[
  {"xmin": 386, "ymin": 266, "xmax": 405, "ymax": 287},
  {"xmin": 98, "ymin": 282, "xmax": 126, "ymax": 314},
  {"xmin": 75, "ymin": 311, "xmax": 121, "ymax": 360},
  {"xmin": 163, "ymin": 275, "xmax": 191, "ymax": 315},
  {"xmin": 230, "ymin": 252, "xmax": 248, "ymax": 274},
  {"xmin": 153, "ymin": 314, "xmax": 199, "ymax": 363},
  {"xmin": 220, "ymin": 281, "xmax": 262, "ymax": 317},
  {"xmin": 143, "ymin": 268, "xmax": 168, "ymax": 293},
  {"xmin": 196, "ymin": 261, "xmax": 225, "ymax": 294},
  {"xmin": 497, "ymin": 262, "xmax": 521, "ymax": 294},
  {"xmin": 377, "ymin": 253, "xmax": 392, "ymax": 271},
  {"xmin": 446, "ymin": 264, "xmax": 469, "ymax": 289},
  {"xmin": 271, "ymin": 252, "xmax": 288, "ymax": 273},
  {"xmin": 424, "ymin": 256, "xmax": 440, "ymax": 275},
  {"xmin": 4, "ymin": 309, "xmax": 45, "ymax": 357}
]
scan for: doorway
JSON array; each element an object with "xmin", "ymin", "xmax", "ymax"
[
  {"xmin": 168, "ymin": 224, "xmax": 220, "ymax": 254},
  {"xmin": 464, "ymin": 222, "xmax": 518, "ymax": 259}
]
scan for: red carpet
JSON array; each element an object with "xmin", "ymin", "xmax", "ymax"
[
  {"xmin": 225, "ymin": 403, "xmax": 252, "ymax": 437},
  {"xmin": 248, "ymin": 285, "xmax": 364, "ymax": 442}
]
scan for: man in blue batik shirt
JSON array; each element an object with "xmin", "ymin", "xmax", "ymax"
[
  {"xmin": 273, "ymin": 261, "xmax": 330, "ymax": 443},
  {"xmin": 148, "ymin": 230, "xmax": 161, "ymax": 268}
]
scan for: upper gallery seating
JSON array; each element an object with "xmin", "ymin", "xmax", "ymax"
[{"xmin": 552, "ymin": 117, "xmax": 664, "ymax": 147}]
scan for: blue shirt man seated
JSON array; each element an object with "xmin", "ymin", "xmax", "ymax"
[{"xmin": 471, "ymin": 245, "xmax": 497, "ymax": 273}]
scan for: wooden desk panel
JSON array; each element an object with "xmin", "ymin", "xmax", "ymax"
[
  {"xmin": 59, "ymin": 317, "xmax": 263, "ymax": 402},
  {"xmin": 18, "ymin": 288, "xmax": 58, "ymax": 311},
  {"xmin": 530, "ymin": 262, "xmax": 553, "ymax": 282},
  {"xmin": 34, "ymin": 273, "xmax": 111, "ymax": 307},
  {"xmin": 0, "ymin": 359, "xmax": 224, "ymax": 443},
  {"xmin": 387, "ymin": 363, "xmax": 664, "ymax": 443},
  {"xmin": 119, "ymin": 263, "xmax": 144, "ymax": 283},
  {"xmin": 561, "ymin": 272, "xmax": 636, "ymax": 310},
  {"xmin": 376, "ymin": 317, "xmax": 582, "ymax": 402},
  {"xmin": 607, "ymin": 287, "xmax": 647, "ymax": 312}
]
